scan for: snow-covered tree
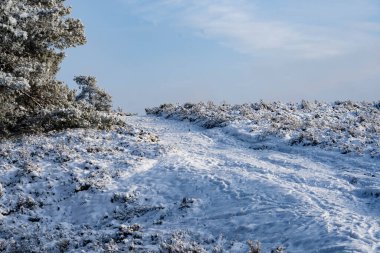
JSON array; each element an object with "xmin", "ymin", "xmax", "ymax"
[
  {"xmin": 0, "ymin": 0, "xmax": 85, "ymax": 99},
  {"xmin": 0, "ymin": 0, "xmax": 120, "ymax": 136},
  {"xmin": 75, "ymin": 76, "xmax": 112, "ymax": 112}
]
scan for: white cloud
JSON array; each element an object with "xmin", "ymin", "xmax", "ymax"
[{"xmin": 121, "ymin": 0, "xmax": 380, "ymax": 59}]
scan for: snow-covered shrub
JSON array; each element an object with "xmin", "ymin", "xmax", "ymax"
[
  {"xmin": 5, "ymin": 107, "xmax": 124, "ymax": 137},
  {"xmin": 271, "ymin": 246, "xmax": 285, "ymax": 253},
  {"xmin": 160, "ymin": 232, "xmax": 207, "ymax": 253},
  {"xmin": 247, "ymin": 240, "xmax": 261, "ymax": 253},
  {"xmin": 147, "ymin": 101, "xmax": 380, "ymax": 157},
  {"xmin": 0, "ymin": 0, "xmax": 122, "ymax": 138},
  {"xmin": 146, "ymin": 102, "xmax": 232, "ymax": 129}
]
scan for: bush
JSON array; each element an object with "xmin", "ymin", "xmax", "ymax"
[{"xmin": 146, "ymin": 101, "xmax": 380, "ymax": 157}]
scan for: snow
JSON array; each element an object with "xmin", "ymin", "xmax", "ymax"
[
  {"xmin": 0, "ymin": 71, "xmax": 30, "ymax": 90},
  {"xmin": 146, "ymin": 101, "xmax": 380, "ymax": 158},
  {"xmin": 0, "ymin": 115, "xmax": 379, "ymax": 252}
]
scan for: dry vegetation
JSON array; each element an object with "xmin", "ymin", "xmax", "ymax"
[{"xmin": 147, "ymin": 101, "xmax": 380, "ymax": 157}]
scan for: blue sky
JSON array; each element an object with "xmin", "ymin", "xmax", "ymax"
[{"xmin": 59, "ymin": 0, "xmax": 380, "ymax": 113}]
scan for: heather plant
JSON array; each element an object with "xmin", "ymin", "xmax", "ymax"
[
  {"xmin": 247, "ymin": 240, "xmax": 261, "ymax": 253},
  {"xmin": 147, "ymin": 101, "xmax": 380, "ymax": 157}
]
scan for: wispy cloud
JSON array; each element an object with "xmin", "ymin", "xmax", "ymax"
[{"xmin": 121, "ymin": 0, "xmax": 380, "ymax": 59}]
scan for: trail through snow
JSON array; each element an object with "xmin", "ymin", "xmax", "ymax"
[
  {"xmin": 126, "ymin": 116, "xmax": 380, "ymax": 252},
  {"xmin": 1, "ymin": 115, "xmax": 379, "ymax": 252}
]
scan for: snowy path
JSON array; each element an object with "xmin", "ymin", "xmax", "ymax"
[{"xmin": 126, "ymin": 116, "xmax": 380, "ymax": 253}]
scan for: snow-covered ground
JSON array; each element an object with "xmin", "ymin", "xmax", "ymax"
[{"xmin": 0, "ymin": 115, "xmax": 379, "ymax": 252}]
